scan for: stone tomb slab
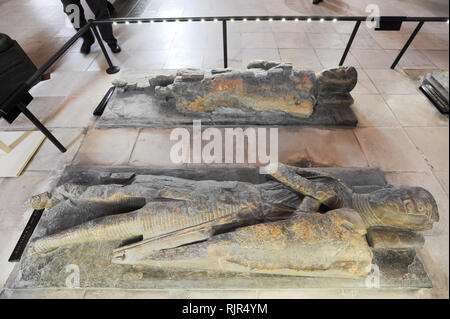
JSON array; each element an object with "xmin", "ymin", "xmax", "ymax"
[
  {"xmin": 5, "ymin": 166, "xmax": 433, "ymax": 293},
  {"xmin": 96, "ymin": 67, "xmax": 358, "ymax": 128}
]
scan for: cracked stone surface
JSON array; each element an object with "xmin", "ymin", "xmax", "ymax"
[{"xmin": 97, "ymin": 62, "xmax": 358, "ymax": 128}]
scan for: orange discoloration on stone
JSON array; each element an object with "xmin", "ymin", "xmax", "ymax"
[
  {"xmin": 84, "ymin": 193, "xmax": 142, "ymax": 204},
  {"xmin": 208, "ymin": 77, "xmax": 244, "ymax": 92},
  {"xmin": 180, "ymin": 77, "xmax": 314, "ymax": 118},
  {"xmin": 293, "ymin": 74, "xmax": 314, "ymax": 91},
  {"xmin": 203, "ymin": 210, "xmax": 372, "ymax": 277}
]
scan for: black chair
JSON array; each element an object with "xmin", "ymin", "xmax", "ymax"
[{"xmin": 0, "ymin": 33, "xmax": 66, "ymax": 152}]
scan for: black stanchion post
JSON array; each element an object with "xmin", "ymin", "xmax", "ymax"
[
  {"xmin": 222, "ymin": 19, "xmax": 228, "ymax": 68},
  {"xmin": 391, "ymin": 21, "xmax": 425, "ymax": 69},
  {"xmin": 16, "ymin": 102, "xmax": 67, "ymax": 153},
  {"xmin": 339, "ymin": 20, "xmax": 361, "ymax": 66},
  {"xmin": 90, "ymin": 22, "xmax": 120, "ymax": 74}
]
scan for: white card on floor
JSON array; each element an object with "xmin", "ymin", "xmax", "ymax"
[{"xmin": 0, "ymin": 131, "xmax": 46, "ymax": 177}]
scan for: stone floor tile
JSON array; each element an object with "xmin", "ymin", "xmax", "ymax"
[
  {"xmin": 0, "ymin": 97, "xmax": 66, "ymax": 130},
  {"xmin": 306, "ymin": 33, "xmax": 346, "ymax": 49},
  {"xmin": 241, "ymin": 32, "xmax": 277, "ymax": 49},
  {"xmin": 351, "ymin": 94, "xmax": 399, "ymax": 128},
  {"xmin": 434, "ymin": 171, "xmax": 449, "ymax": 196},
  {"xmin": 355, "ymin": 127, "xmax": 429, "ymax": 172},
  {"xmin": 369, "ymin": 32, "xmax": 414, "ymax": 50},
  {"xmin": 352, "ymin": 69, "xmax": 379, "ymax": 95},
  {"xmin": 164, "ymin": 49, "xmax": 204, "ymax": 69},
  {"xmin": 315, "ymin": 48, "xmax": 361, "ymax": 69},
  {"xmin": 120, "ymin": 25, "xmax": 176, "ymax": 51},
  {"xmin": 72, "ymin": 128, "xmax": 139, "ymax": 166},
  {"xmin": 412, "ymin": 33, "xmax": 449, "ymax": 51},
  {"xmin": 273, "ymin": 32, "xmax": 312, "ymax": 49},
  {"xmin": 405, "ymin": 127, "xmax": 449, "ymax": 172},
  {"xmin": 242, "ymin": 48, "xmax": 281, "ymax": 66},
  {"xmin": 25, "ymin": 128, "xmax": 85, "ymax": 172},
  {"xmin": 44, "ymin": 94, "xmax": 102, "ymax": 128},
  {"xmin": 424, "ymin": 232, "xmax": 449, "ymax": 288},
  {"xmin": 340, "ymin": 34, "xmax": 382, "ymax": 50},
  {"xmin": 0, "ymin": 172, "xmax": 55, "ymax": 231},
  {"xmin": 279, "ymin": 48, "xmax": 322, "ymax": 69},
  {"xmin": 351, "ymin": 49, "xmax": 397, "ymax": 69},
  {"xmin": 300, "ymin": 22, "xmax": 337, "ymax": 34},
  {"xmin": 421, "ymin": 50, "xmax": 450, "ymax": 69},
  {"xmin": 332, "ymin": 21, "xmax": 363, "ymax": 34},
  {"xmin": 50, "ymin": 52, "xmax": 100, "ymax": 72},
  {"xmin": 278, "ymin": 127, "xmax": 368, "ymax": 167},
  {"xmin": 229, "ymin": 21, "xmax": 272, "ymax": 33},
  {"xmin": 384, "ymin": 95, "xmax": 449, "ymax": 127},
  {"xmin": 29, "ymin": 71, "xmax": 120, "ymax": 98},
  {"xmin": 129, "ymin": 128, "xmax": 186, "ymax": 167},
  {"xmin": 421, "ymin": 22, "xmax": 450, "ymax": 35},
  {"xmin": 365, "ymin": 69, "xmax": 419, "ymax": 95},
  {"xmin": 88, "ymin": 50, "xmax": 169, "ymax": 71},
  {"xmin": 386, "ymin": 49, "xmax": 437, "ymax": 69},
  {"xmin": 203, "ymin": 49, "xmax": 242, "ymax": 69}
]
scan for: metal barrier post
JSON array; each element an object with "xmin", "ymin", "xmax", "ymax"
[
  {"xmin": 222, "ymin": 20, "xmax": 228, "ymax": 68},
  {"xmin": 391, "ymin": 21, "xmax": 425, "ymax": 69},
  {"xmin": 339, "ymin": 20, "xmax": 361, "ymax": 66},
  {"xmin": 90, "ymin": 23, "xmax": 120, "ymax": 74},
  {"xmin": 16, "ymin": 102, "xmax": 67, "ymax": 152}
]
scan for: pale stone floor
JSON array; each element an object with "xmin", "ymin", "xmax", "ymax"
[{"xmin": 0, "ymin": 0, "xmax": 448, "ymax": 298}]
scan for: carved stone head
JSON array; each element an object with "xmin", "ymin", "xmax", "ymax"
[{"xmin": 366, "ymin": 186, "xmax": 439, "ymax": 231}]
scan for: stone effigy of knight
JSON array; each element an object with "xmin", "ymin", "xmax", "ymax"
[{"xmin": 27, "ymin": 164, "xmax": 439, "ymax": 279}]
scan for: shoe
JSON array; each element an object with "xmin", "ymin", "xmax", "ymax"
[
  {"xmin": 80, "ymin": 38, "xmax": 94, "ymax": 55},
  {"xmin": 109, "ymin": 43, "xmax": 121, "ymax": 53}
]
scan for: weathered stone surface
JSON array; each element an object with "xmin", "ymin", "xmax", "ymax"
[
  {"xmin": 211, "ymin": 68, "xmax": 232, "ymax": 75},
  {"xmin": 118, "ymin": 209, "xmax": 373, "ymax": 279},
  {"xmin": 247, "ymin": 60, "xmax": 281, "ymax": 70},
  {"xmin": 367, "ymin": 228, "xmax": 425, "ymax": 249},
  {"xmin": 27, "ymin": 177, "xmax": 301, "ymax": 254},
  {"xmin": 176, "ymin": 68, "xmax": 205, "ymax": 81},
  {"xmin": 316, "ymin": 67, "xmax": 357, "ymax": 108},
  {"xmin": 27, "ymin": 165, "xmax": 440, "ymax": 258},
  {"xmin": 112, "ymin": 79, "xmax": 138, "ymax": 93},
  {"xmin": 112, "ymin": 79, "xmax": 127, "ymax": 88},
  {"xmin": 317, "ymin": 67, "xmax": 358, "ymax": 94},
  {"xmin": 6, "ymin": 166, "xmax": 433, "ymax": 290},
  {"xmin": 271, "ymin": 164, "xmax": 439, "ymax": 231},
  {"xmin": 128, "ymin": 62, "xmax": 358, "ymax": 119},
  {"xmin": 157, "ymin": 64, "xmax": 318, "ymax": 118},
  {"xmin": 372, "ymin": 248, "xmax": 432, "ymax": 288},
  {"xmin": 97, "ymin": 66, "xmax": 359, "ymax": 128},
  {"xmin": 149, "ymin": 74, "xmax": 176, "ymax": 88}
]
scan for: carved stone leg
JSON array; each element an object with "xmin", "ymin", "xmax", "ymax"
[{"xmin": 113, "ymin": 209, "xmax": 374, "ymax": 279}]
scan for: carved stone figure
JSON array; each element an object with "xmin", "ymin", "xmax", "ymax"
[
  {"xmin": 114, "ymin": 61, "xmax": 357, "ymax": 119},
  {"xmin": 28, "ymin": 175, "xmax": 302, "ymax": 254},
  {"xmin": 113, "ymin": 208, "xmax": 373, "ymax": 278},
  {"xmin": 27, "ymin": 164, "xmax": 439, "ymax": 278},
  {"xmin": 270, "ymin": 164, "xmax": 439, "ymax": 231}
]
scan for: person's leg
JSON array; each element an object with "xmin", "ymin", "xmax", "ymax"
[
  {"xmin": 106, "ymin": 1, "xmax": 116, "ymax": 16},
  {"xmin": 85, "ymin": 0, "xmax": 119, "ymax": 50},
  {"xmin": 60, "ymin": 0, "xmax": 95, "ymax": 43}
]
